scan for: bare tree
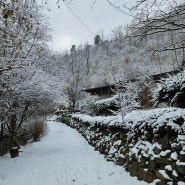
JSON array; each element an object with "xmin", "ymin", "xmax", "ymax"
[
  {"xmin": 127, "ymin": 0, "xmax": 185, "ymax": 51},
  {"xmin": 112, "ymin": 25, "xmax": 125, "ymax": 50},
  {"xmin": 65, "ymin": 73, "xmax": 83, "ymax": 113},
  {"xmin": 84, "ymin": 43, "xmax": 91, "ymax": 77}
]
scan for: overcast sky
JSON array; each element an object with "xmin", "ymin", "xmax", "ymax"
[{"xmin": 41, "ymin": 0, "xmax": 136, "ymax": 51}]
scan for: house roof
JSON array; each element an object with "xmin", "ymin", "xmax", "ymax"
[
  {"xmin": 82, "ymin": 85, "xmax": 115, "ymax": 93},
  {"xmin": 82, "ymin": 70, "xmax": 180, "ymax": 93}
]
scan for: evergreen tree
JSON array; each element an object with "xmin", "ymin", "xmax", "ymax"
[{"xmin": 94, "ymin": 35, "xmax": 101, "ymax": 45}]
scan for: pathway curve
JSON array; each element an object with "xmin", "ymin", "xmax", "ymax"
[{"xmin": 0, "ymin": 116, "xmax": 148, "ymax": 185}]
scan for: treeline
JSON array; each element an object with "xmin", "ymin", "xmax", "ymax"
[{"xmin": 41, "ymin": 1, "xmax": 185, "ymax": 112}]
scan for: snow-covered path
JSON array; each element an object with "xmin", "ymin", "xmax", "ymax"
[{"xmin": 0, "ymin": 116, "xmax": 148, "ymax": 185}]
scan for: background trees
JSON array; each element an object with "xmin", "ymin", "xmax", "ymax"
[
  {"xmin": 94, "ymin": 34, "xmax": 101, "ymax": 45},
  {"xmin": 64, "ymin": 73, "xmax": 83, "ymax": 113}
]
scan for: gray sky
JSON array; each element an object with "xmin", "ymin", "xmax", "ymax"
[{"xmin": 41, "ymin": 0, "xmax": 135, "ymax": 51}]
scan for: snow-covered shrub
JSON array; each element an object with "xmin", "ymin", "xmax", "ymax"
[
  {"xmin": 154, "ymin": 71, "xmax": 185, "ymax": 107},
  {"xmin": 93, "ymin": 95, "xmax": 119, "ymax": 116},
  {"xmin": 92, "ymin": 77, "xmax": 154, "ymax": 117},
  {"xmin": 79, "ymin": 94, "xmax": 99, "ymax": 115}
]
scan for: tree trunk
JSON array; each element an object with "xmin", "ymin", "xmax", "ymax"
[
  {"xmin": 10, "ymin": 114, "xmax": 17, "ymax": 149},
  {"xmin": 9, "ymin": 114, "xmax": 19, "ymax": 158},
  {"xmin": 1, "ymin": 122, "xmax": 4, "ymax": 138}
]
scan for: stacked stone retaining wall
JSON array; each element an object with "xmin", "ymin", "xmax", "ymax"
[{"xmin": 58, "ymin": 111, "xmax": 185, "ymax": 184}]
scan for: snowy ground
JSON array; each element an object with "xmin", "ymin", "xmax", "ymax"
[{"xmin": 0, "ymin": 116, "xmax": 150, "ymax": 185}]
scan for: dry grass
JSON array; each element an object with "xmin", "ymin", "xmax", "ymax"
[{"xmin": 29, "ymin": 117, "xmax": 47, "ymax": 142}]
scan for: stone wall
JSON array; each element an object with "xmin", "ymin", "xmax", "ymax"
[{"xmin": 58, "ymin": 111, "xmax": 185, "ymax": 184}]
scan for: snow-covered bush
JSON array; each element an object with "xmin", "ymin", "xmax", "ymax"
[
  {"xmin": 154, "ymin": 71, "xmax": 185, "ymax": 107},
  {"xmin": 93, "ymin": 95, "xmax": 119, "ymax": 116},
  {"xmin": 91, "ymin": 78, "xmax": 154, "ymax": 116},
  {"xmin": 78, "ymin": 94, "xmax": 99, "ymax": 115}
]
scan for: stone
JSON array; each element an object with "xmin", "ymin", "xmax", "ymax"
[
  {"xmin": 119, "ymin": 146, "xmax": 125, "ymax": 154},
  {"xmin": 176, "ymin": 163, "xmax": 185, "ymax": 175},
  {"xmin": 170, "ymin": 170, "xmax": 178, "ymax": 181},
  {"xmin": 172, "ymin": 143, "xmax": 183, "ymax": 152},
  {"xmin": 144, "ymin": 171, "xmax": 156, "ymax": 183},
  {"xmin": 138, "ymin": 167, "xmax": 156, "ymax": 183},
  {"xmin": 171, "ymin": 92, "xmax": 185, "ymax": 108},
  {"xmin": 121, "ymin": 148, "xmax": 129, "ymax": 156},
  {"xmin": 155, "ymin": 158, "xmax": 172, "ymax": 165},
  {"xmin": 119, "ymin": 133, "xmax": 126, "ymax": 140},
  {"xmin": 137, "ymin": 167, "xmax": 145, "ymax": 181},
  {"xmin": 156, "ymin": 181, "xmax": 169, "ymax": 185},
  {"xmin": 140, "ymin": 158, "xmax": 148, "ymax": 168},
  {"xmin": 158, "ymin": 134, "xmax": 169, "ymax": 149},
  {"xmin": 117, "ymin": 156, "xmax": 125, "ymax": 166},
  {"xmin": 180, "ymin": 153, "xmax": 185, "ymax": 162},
  {"xmin": 129, "ymin": 161, "xmax": 138, "ymax": 177},
  {"xmin": 148, "ymin": 160, "xmax": 160, "ymax": 171},
  {"xmin": 125, "ymin": 158, "xmax": 130, "ymax": 172},
  {"xmin": 171, "ymin": 161, "xmax": 177, "ymax": 171},
  {"xmin": 153, "ymin": 146, "xmax": 161, "ymax": 155},
  {"xmin": 156, "ymin": 170, "xmax": 172, "ymax": 181}
]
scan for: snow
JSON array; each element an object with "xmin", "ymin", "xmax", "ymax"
[
  {"xmin": 178, "ymin": 135, "xmax": 185, "ymax": 141},
  {"xmin": 71, "ymin": 113, "xmax": 122, "ymax": 127},
  {"xmin": 124, "ymin": 108, "xmax": 185, "ymax": 133},
  {"xmin": 178, "ymin": 182, "xmax": 185, "ymax": 185},
  {"xmin": 158, "ymin": 170, "xmax": 172, "ymax": 180},
  {"xmin": 171, "ymin": 152, "xmax": 178, "ymax": 160},
  {"xmin": 176, "ymin": 160, "xmax": 185, "ymax": 166},
  {"xmin": 180, "ymin": 151, "xmax": 185, "ymax": 155},
  {"xmin": 0, "ymin": 116, "xmax": 148, "ymax": 185},
  {"xmin": 172, "ymin": 170, "xmax": 178, "ymax": 177},
  {"xmin": 94, "ymin": 95, "xmax": 119, "ymax": 109},
  {"xmin": 160, "ymin": 150, "xmax": 171, "ymax": 157},
  {"xmin": 165, "ymin": 165, "xmax": 172, "ymax": 171},
  {"xmin": 73, "ymin": 107, "xmax": 185, "ymax": 135},
  {"xmin": 159, "ymin": 71, "xmax": 185, "ymax": 94}
]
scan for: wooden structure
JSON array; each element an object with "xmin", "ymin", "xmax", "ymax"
[
  {"xmin": 82, "ymin": 70, "xmax": 180, "ymax": 98},
  {"xmin": 82, "ymin": 85, "xmax": 115, "ymax": 98},
  {"xmin": 149, "ymin": 70, "xmax": 179, "ymax": 82}
]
